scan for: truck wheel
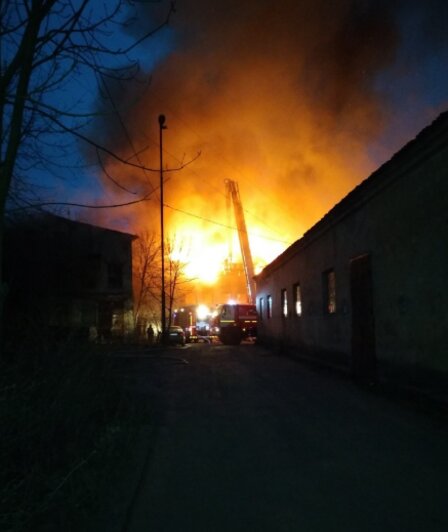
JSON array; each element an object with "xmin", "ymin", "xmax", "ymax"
[{"xmin": 219, "ymin": 327, "xmax": 242, "ymax": 345}]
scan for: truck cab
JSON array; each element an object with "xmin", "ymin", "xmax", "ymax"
[{"xmin": 214, "ymin": 303, "xmax": 258, "ymax": 345}]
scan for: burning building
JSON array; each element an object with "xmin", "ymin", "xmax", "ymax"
[
  {"xmin": 255, "ymin": 112, "xmax": 448, "ymax": 392},
  {"xmin": 92, "ymin": 1, "xmax": 414, "ymax": 284},
  {"xmin": 87, "ymin": 2, "xmax": 448, "ymax": 316}
]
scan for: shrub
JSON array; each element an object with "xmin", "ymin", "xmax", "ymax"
[{"xmin": 0, "ymin": 342, "xmax": 139, "ymax": 531}]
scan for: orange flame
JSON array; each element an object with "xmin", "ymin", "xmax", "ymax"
[{"xmin": 92, "ymin": 0, "xmax": 416, "ymax": 302}]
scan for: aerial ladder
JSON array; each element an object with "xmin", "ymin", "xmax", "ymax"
[{"xmin": 225, "ymin": 179, "xmax": 256, "ymax": 304}]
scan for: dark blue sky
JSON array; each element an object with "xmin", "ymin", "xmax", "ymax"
[{"xmin": 7, "ymin": 0, "xmax": 448, "ymax": 237}]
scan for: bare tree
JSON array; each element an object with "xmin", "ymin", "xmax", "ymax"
[
  {"xmin": 132, "ymin": 231, "xmax": 193, "ymax": 340},
  {"xmin": 0, "ymin": 0, "xmax": 175, "ymax": 339},
  {"xmin": 132, "ymin": 231, "xmax": 161, "ymax": 336},
  {"xmin": 164, "ymin": 235, "xmax": 193, "ymax": 330}
]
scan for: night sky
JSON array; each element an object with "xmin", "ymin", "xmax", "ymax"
[{"xmin": 13, "ymin": 0, "xmax": 448, "ymax": 269}]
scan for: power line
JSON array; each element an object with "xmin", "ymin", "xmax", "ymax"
[
  {"xmin": 165, "ymin": 203, "xmax": 293, "ymax": 245},
  {"xmin": 93, "ymin": 74, "xmax": 290, "ymax": 244},
  {"xmin": 147, "ymin": 93, "xmax": 294, "ymax": 240},
  {"xmin": 98, "ymin": 74, "xmax": 158, "ymax": 196},
  {"xmin": 10, "ymin": 195, "xmax": 292, "ymax": 246}
]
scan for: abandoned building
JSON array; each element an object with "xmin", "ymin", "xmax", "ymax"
[
  {"xmin": 4, "ymin": 212, "xmax": 135, "ymax": 343},
  {"xmin": 255, "ymin": 111, "xmax": 448, "ymax": 390}
]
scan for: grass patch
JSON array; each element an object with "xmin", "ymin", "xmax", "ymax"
[{"xmin": 0, "ymin": 342, "xmax": 147, "ymax": 532}]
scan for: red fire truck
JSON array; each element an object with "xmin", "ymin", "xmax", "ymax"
[
  {"xmin": 173, "ymin": 306, "xmax": 198, "ymax": 343},
  {"xmin": 213, "ymin": 303, "xmax": 258, "ymax": 345}
]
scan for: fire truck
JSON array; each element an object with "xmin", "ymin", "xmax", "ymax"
[
  {"xmin": 211, "ymin": 180, "xmax": 258, "ymax": 345},
  {"xmin": 213, "ymin": 303, "xmax": 258, "ymax": 345},
  {"xmin": 173, "ymin": 306, "xmax": 198, "ymax": 342},
  {"xmin": 173, "ymin": 304, "xmax": 213, "ymax": 342}
]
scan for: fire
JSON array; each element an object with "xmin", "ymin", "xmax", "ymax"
[
  {"xmin": 169, "ymin": 230, "xmax": 227, "ymax": 285},
  {"xmin": 169, "ymin": 219, "xmax": 288, "ymax": 286},
  {"xmin": 94, "ymin": 1, "xmax": 404, "ymax": 301},
  {"xmin": 196, "ymin": 304, "xmax": 210, "ymax": 320},
  {"xmin": 249, "ymin": 232, "xmax": 288, "ymax": 273},
  {"xmin": 182, "ymin": 244, "xmax": 227, "ymax": 285},
  {"xmin": 94, "ymin": 0, "xmax": 446, "ymax": 303}
]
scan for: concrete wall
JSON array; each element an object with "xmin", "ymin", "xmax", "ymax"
[{"xmin": 256, "ymin": 114, "xmax": 448, "ymax": 384}]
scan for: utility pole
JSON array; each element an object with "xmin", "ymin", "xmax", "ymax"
[{"xmin": 159, "ymin": 114, "xmax": 167, "ymax": 340}]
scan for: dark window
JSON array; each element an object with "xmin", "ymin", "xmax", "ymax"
[
  {"xmin": 281, "ymin": 289, "xmax": 288, "ymax": 317},
  {"xmin": 323, "ymin": 269, "xmax": 336, "ymax": 314},
  {"xmin": 259, "ymin": 297, "xmax": 264, "ymax": 319},
  {"xmin": 294, "ymin": 283, "xmax": 302, "ymax": 316},
  {"xmin": 267, "ymin": 295, "xmax": 273, "ymax": 319},
  {"xmin": 108, "ymin": 262, "xmax": 123, "ymax": 289},
  {"xmin": 83, "ymin": 254, "xmax": 101, "ymax": 290}
]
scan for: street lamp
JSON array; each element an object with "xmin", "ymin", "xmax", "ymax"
[{"xmin": 159, "ymin": 114, "xmax": 167, "ymax": 341}]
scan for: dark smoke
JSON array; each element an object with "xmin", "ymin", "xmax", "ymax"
[{"xmin": 92, "ymin": 0, "xmax": 448, "ymax": 258}]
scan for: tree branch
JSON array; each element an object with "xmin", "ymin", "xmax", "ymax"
[{"xmin": 24, "ymin": 102, "xmax": 202, "ymax": 173}]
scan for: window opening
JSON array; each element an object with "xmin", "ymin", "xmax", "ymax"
[
  {"xmin": 323, "ymin": 269, "xmax": 336, "ymax": 314},
  {"xmin": 281, "ymin": 289, "xmax": 288, "ymax": 317},
  {"xmin": 108, "ymin": 262, "xmax": 123, "ymax": 289},
  {"xmin": 294, "ymin": 283, "xmax": 302, "ymax": 316}
]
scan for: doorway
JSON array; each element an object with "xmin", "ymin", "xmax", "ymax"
[{"xmin": 350, "ymin": 254, "xmax": 377, "ymax": 382}]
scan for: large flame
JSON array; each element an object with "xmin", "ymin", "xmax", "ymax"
[
  {"xmin": 170, "ymin": 234, "xmax": 228, "ymax": 285},
  {"xmin": 170, "ymin": 219, "xmax": 286, "ymax": 286},
  {"xmin": 86, "ymin": 0, "xmax": 448, "ymax": 302}
]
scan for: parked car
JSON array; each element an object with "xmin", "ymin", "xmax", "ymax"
[{"xmin": 165, "ymin": 325, "xmax": 186, "ymax": 346}]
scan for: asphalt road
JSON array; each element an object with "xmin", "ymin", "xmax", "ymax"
[{"xmin": 113, "ymin": 341, "xmax": 448, "ymax": 532}]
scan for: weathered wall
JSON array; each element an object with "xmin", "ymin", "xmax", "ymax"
[
  {"xmin": 256, "ymin": 114, "xmax": 448, "ymax": 382},
  {"xmin": 4, "ymin": 214, "xmax": 135, "ymax": 341}
]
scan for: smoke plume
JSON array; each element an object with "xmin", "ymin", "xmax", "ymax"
[{"xmin": 92, "ymin": 0, "xmax": 448, "ymax": 268}]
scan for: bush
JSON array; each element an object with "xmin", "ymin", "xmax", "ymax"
[{"xmin": 0, "ymin": 343, "xmax": 139, "ymax": 531}]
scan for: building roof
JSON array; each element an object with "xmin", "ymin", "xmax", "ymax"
[
  {"xmin": 7, "ymin": 210, "xmax": 137, "ymax": 240},
  {"xmin": 256, "ymin": 110, "xmax": 448, "ymax": 280}
]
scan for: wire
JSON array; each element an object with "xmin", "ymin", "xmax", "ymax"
[
  {"xmin": 97, "ymin": 73, "xmax": 158, "ymax": 195},
  {"xmin": 77, "ymin": 26, "xmax": 288, "ymax": 243},
  {"xmin": 9, "ymin": 196, "xmax": 293, "ymax": 245},
  {"xmin": 147, "ymin": 93, "xmax": 293, "ymax": 240},
  {"xmin": 165, "ymin": 204, "xmax": 293, "ymax": 245},
  {"xmin": 7, "ymin": 196, "xmax": 153, "ymax": 211}
]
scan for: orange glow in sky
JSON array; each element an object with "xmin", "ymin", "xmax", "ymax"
[
  {"xmin": 170, "ymin": 235, "xmax": 227, "ymax": 285},
  {"xmin": 168, "ymin": 213, "xmax": 288, "ymax": 286},
  {"xmin": 93, "ymin": 1, "xmax": 448, "ymax": 299}
]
